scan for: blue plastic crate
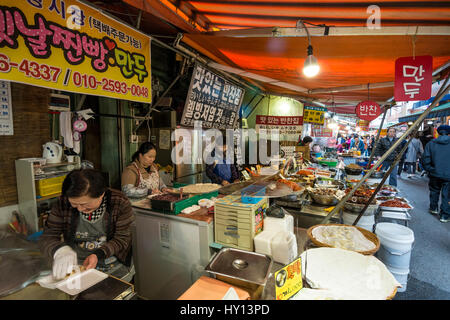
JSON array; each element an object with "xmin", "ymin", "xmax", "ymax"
[{"xmin": 241, "ymin": 185, "xmax": 266, "ymax": 204}]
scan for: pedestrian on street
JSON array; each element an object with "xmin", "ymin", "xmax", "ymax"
[
  {"xmin": 421, "ymin": 125, "xmax": 450, "ymax": 223},
  {"xmin": 397, "ymin": 138, "xmax": 408, "ymax": 177},
  {"xmin": 405, "ymin": 132, "xmax": 424, "ymax": 178},
  {"xmin": 374, "ymin": 127, "xmax": 402, "ymax": 187}
]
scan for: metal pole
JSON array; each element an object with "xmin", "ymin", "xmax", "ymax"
[
  {"xmin": 365, "ymin": 105, "xmax": 390, "ymax": 169},
  {"xmin": 353, "ymin": 135, "xmax": 413, "ymax": 226},
  {"xmin": 321, "ymin": 76, "xmax": 449, "ymax": 224}
]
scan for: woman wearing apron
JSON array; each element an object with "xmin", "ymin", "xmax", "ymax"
[
  {"xmin": 39, "ymin": 169, "xmax": 134, "ymax": 279},
  {"xmin": 121, "ymin": 142, "xmax": 171, "ymax": 198}
]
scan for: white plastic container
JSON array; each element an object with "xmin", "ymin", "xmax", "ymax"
[
  {"xmin": 270, "ymin": 231, "xmax": 298, "ymax": 265},
  {"xmin": 375, "ymin": 223, "xmax": 414, "ymax": 270},
  {"xmin": 264, "ymin": 215, "xmax": 294, "ymax": 234},
  {"xmin": 342, "ymin": 212, "xmax": 375, "ymax": 232},
  {"xmin": 386, "ymin": 266, "xmax": 409, "ymax": 293},
  {"xmin": 253, "ymin": 229, "xmax": 278, "ymax": 256}
]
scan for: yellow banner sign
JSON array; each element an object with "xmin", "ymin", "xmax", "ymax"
[
  {"xmin": 275, "ymin": 257, "xmax": 303, "ymax": 300},
  {"xmin": 303, "ymin": 106, "xmax": 327, "ymax": 125},
  {"xmin": 0, "ymin": 0, "xmax": 151, "ymax": 103}
]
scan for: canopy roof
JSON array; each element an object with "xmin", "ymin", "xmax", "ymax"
[{"xmin": 122, "ymin": 1, "xmax": 450, "ymax": 113}]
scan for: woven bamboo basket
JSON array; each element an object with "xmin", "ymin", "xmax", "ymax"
[{"xmin": 306, "ymin": 223, "xmax": 380, "ymax": 256}]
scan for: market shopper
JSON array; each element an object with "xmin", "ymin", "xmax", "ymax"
[
  {"xmin": 206, "ymin": 143, "xmax": 240, "ymax": 186},
  {"xmin": 121, "ymin": 142, "xmax": 171, "ymax": 198},
  {"xmin": 374, "ymin": 128, "xmax": 402, "ymax": 187},
  {"xmin": 397, "ymin": 138, "xmax": 408, "ymax": 177},
  {"xmin": 350, "ymin": 135, "xmax": 365, "ymax": 154},
  {"xmin": 39, "ymin": 169, "xmax": 135, "ymax": 279},
  {"xmin": 404, "ymin": 132, "xmax": 424, "ymax": 178},
  {"xmin": 421, "ymin": 125, "xmax": 450, "ymax": 222}
]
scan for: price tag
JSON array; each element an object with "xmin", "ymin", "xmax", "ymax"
[{"xmin": 274, "ymin": 257, "xmax": 303, "ymax": 300}]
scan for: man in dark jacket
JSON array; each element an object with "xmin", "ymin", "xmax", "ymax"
[
  {"xmin": 421, "ymin": 125, "xmax": 450, "ymax": 223},
  {"xmin": 374, "ymin": 127, "xmax": 403, "ymax": 187}
]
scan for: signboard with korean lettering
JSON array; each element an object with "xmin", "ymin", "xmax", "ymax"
[
  {"xmin": 0, "ymin": 81, "xmax": 13, "ymax": 135},
  {"xmin": 394, "ymin": 55, "xmax": 432, "ymax": 102},
  {"xmin": 311, "ymin": 125, "xmax": 333, "ymax": 137},
  {"xmin": 181, "ymin": 64, "xmax": 244, "ymax": 129},
  {"xmin": 255, "ymin": 115, "xmax": 303, "ymax": 141},
  {"xmin": 357, "ymin": 119, "xmax": 370, "ymax": 131},
  {"xmin": 355, "ymin": 101, "xmax": 381, "ymax": 121},
  {"xmin": 0, "ymin": 0, "xmax": 151, "ymax": 103},
  {"xmin": 303, "ymin": 106, "xmax": 327, "ymax": 125}
]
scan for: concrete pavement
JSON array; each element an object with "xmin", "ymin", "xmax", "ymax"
[{"xmin": 391, "ymin": 173, "xmax": 450, "ymax": 299}]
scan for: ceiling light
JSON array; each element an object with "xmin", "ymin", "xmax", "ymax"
[
  {"xmin": 303, "ymin": 46, "xmax": 320, "ymax": 78},
  {"xmin": 297, "ymin": 19, "xmax": 320, "ymax": 78}
]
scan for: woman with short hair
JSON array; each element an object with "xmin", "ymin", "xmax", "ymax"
[{"xmin": 39, "ymin": 169, "xmax": 134, "ymax": 279}]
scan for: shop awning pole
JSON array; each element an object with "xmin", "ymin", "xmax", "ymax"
[
  {"xmin": 365, "ymin": 105, "xmax": 390, "ymax": 169},
  {"xmin": 353, "ymin": 136, "xmax": 413, "ymax": 226},
  {"xmin": 321, "ymin": 75, "xmax": 449, "ymax": 224}
]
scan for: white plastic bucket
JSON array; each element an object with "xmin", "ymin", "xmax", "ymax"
[
  {"xmin": 375, "ymin": 223, "xmax": 414, "ymax": 270},
  {"xmin": 342, "ymin": 212, "xmax": 375, "ymax": 232},
  {"xmin": 387, "ymin": 265, "xmax": 409, "ymax": 293}
]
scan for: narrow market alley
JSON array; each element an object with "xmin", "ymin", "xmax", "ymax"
[{"xmin": 393, "ymin": 174, "xmax": 450, "ymax": 299}]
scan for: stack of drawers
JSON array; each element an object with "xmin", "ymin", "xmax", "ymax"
[{"xmin": 214, "ymin": 195, "xmax": 268, "ymax": 251}]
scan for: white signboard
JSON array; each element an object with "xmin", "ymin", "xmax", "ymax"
[{"xmin": 0, "ymin": 81, "xmax": 13, "ymax": 135}]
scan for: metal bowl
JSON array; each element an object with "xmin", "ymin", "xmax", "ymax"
[
  {"xmin": 364, "ymin": 170, "xmax": 385, "ymax": 179},
  {"xmin": 344, "ymin": 201, "xmax": 378, "ymax": 215},
  {"xmin": 310, "ymin": 193, "xmax": 339, "ymax": 206}
]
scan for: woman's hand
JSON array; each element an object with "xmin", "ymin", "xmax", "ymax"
[
  {"xmin": 83, "ymin": 254, "xmax": 98, "ymax": 270},
  {"xmin": 221, "ymin": 180, "xmax": 230, "ymax": 186}
]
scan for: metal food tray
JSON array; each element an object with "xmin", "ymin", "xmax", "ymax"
[
  {"xmin": 150, "ymin": 196, "xmax": 189, "ymax": 211},
  {"xmin": 379, "ymin": 205, "xmax": 413, "ymax": 212}
]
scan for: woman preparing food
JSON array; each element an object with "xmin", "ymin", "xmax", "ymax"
[
  {"xmin": 121, "ymin": 142, "xmax": 171, "ymax": 198},
  {"xmin": 39, "ymin": 169, "xmax": 134, "ymax": 280}
]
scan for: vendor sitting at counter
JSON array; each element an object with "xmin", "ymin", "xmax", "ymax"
[
  {"xmin": 350, "ymin": 135, "xmax": 365, "ymax": 153},
  {"xmin": 39, "ymin": 169, "xmax": 134, "ymax": 280},
  {"xmin": 206, "ymin": 144, "xmax": 240, "ymax": 186},
  {"xmin": 121, "ymin": 142, "xmax": 171, "ymax": 198}
]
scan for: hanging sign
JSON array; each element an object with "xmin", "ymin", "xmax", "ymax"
[
  {"xmin": 275, "ymin": 257, "xmax": 303, "ymax": 300},
  {"xmin": 357, "ymin": 119, "xmax": 370, "ymax": 131},
  {"xmin": 311, "ymin": 125, "xmax": 333, "ymax": 138},
  {"xmin": 180, "ymin": 64, "xmax": 244, "ymax": 129},
  {"xmin": 255, "ymin": 115, "xmax": 303, "ymax": 141},
  {"xmin": 303, "ymin": 106, "xmax": 327, "ymax": 125},
  {"xmin": 0, "ymin": 1, "xmax": 151, "ymax": 103},
  {"xmin": 0, "ymin": 80, "xmax": 13, "ymax": 135},
  {"xmin": 355, "ymin": 101, "xmax": 381, "ymax": 121},
  {"xmin": 394, "ymin": 55, "xmax": 432, "ymax": 102}
]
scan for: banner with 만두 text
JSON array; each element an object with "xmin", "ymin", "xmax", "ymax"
[{"xmin": 0, "ymin": 0, "xmax": 151, "ymax": 103}]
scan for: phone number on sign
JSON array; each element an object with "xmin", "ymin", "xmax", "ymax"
[
  {"xmin": 0, "ymin": 54, "xmax": 149, "ymax": 99},
  {"xmin": 72, "ymin": 71, "xmax": 149, "ymax": 98}
]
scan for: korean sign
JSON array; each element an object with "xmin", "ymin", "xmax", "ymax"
[
  {"xmin": 255, "ymin": 115, "xmax": 303, "ymax": 141},
  {"xmin": 181, "ymin": 64, "xmax": 244, "ymax": 129},
  {"xmin": 303, "ymin": 106, "xmax": 327, "ymax": 125},
  {"xmin": 394, "ymin": 55, "xmax": 432, "ymax": 102},
  {"xmin": 311, "ymin": 124, "xmax": 333, "ymax": 138},
  {"xmin": 275, "ymin": 258, "xmax": 303, "ymax": 300},
  {"xmin": 355, "ymin": 101, "xmax": 381, "ymax": 121},
  {"xmin": 0, "ymin": 0, "xmax": 151, "ymax": 103},
  {"xmin": 0, "ymin": 81, "xmax": 13, "ymax": 135}
]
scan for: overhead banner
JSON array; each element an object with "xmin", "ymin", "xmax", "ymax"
[
  {"xmin": 303, "ymin": 106, "xmax": 327, "ymax": 125},
  {"xmin": 0, "ymin": 0, "xmax": 151, "ymax": 103},
  {"xmin": 181, "ymin": 64, "xmax": 244, "ymax": 129},
  {"xmin": 394, "ymin": 55, "xmax": 432, "ymax": 102},
  {"xmin": 255, "ymin": 115, "xmax": 303, "ymax": 141}
]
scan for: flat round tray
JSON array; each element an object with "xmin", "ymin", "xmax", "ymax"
[{"xmin": 306, "ymin": 224, "xmax": 380, "ymax": 256}]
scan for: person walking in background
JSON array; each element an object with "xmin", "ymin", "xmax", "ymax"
[
  {"xmin": 374, "ymin": 128, "xmax": 402, "ymax": 187},
  {"xmin": 397, "ymin": 138, "xmax": 408, "ymax": 177},
  {"xmin": 421, "ymin": 125, "xmax": 450, "ymax": 223},
  {"xmin": 404, "ymin": 132, "xmax": 424, "ymax": 178}
]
